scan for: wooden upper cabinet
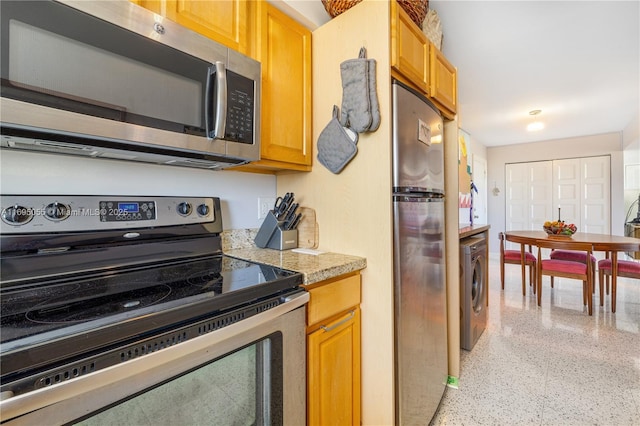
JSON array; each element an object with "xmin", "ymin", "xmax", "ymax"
[
  {"xmin": 131, "ymin": 0, "xmax": 162, "ymax": 14},
  {"xmin": 131, "ymin": 0, "xmax": 252, "ymax": 55},
  {"xmin": 389, "ymin": 0, "xmax": 457, "ymax": 118},
  {"xmin": 132, "ymin": 0, "xmax": 312, "ymax": 172},
  {"xmin": 390, "ymin": 0, "xmax": 429, "ymax": 94},
  {"xmin": 430, "ymin": 45, "xmax": 457, "ymax": 117},
  {"xmin": 241, "ymin": 3, "xmax": 312, "ymax": 172}
]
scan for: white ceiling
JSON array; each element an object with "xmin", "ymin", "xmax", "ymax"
[{"xmin": 279, "ymin": 0, "xmax": 640, "ymax": 147}]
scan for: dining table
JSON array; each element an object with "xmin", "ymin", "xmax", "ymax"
[{"xmin": 505, "ymin": 230, "xmax": 640, "ymax": 312}]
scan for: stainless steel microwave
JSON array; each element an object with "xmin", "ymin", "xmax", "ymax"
[{"xmin": 0, "ymin": 0, "xmax": 261, "ymax": 170}]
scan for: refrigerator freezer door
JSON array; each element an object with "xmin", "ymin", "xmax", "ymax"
[
  {"xmin": 393, "ymin": 195, "xmax": 448, "ymax": 424},
  {"xmin": 392, "ymin": 81, "xmax": 444, "ymax": 194}
]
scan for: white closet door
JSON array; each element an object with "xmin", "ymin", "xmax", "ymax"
[
  {"xmin": 530, "ymin": 162, "xmax": 554, "ymax": 229},
  {"xmin": 582, "ymin": 156, "xmax": 610, "ymax": 233},
  {"xmin": 505, "ymin": 161, "xmax": 552, "ymax": 232},
  {"xmin": 506, "ymin": 163, "xmax": 530, "ymax": 231},
  {"xmin": 553, "ymin": 159, "xmax": 581, "ymax": 226},
  {"xmin": 508, "ymin": 156, "xmax": 611, "ymax": 237}
]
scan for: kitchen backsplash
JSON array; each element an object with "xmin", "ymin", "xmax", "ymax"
[{"xmin": 222, "ymin": 228, "xmax": 259, "ymax": 251}]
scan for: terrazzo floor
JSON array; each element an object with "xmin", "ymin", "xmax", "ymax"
[{"xmin": 431, "ymin": 254, "xmax": 640, "ymax": 426}]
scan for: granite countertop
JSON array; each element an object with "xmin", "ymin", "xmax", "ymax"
[
  {"xmin": 222, "ymin": 229, "xmax": 366, "ymax": 285},
  {"xmin": 225, "ymin": 247, "xmax": 366, "ymax": 285},
  {"xmin": 459, "ymin": 224, "xmax": 491, "ymax": 239}
]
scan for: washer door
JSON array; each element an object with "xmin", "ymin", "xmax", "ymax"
[{"xmin": 471, "ymin": 254, "xmax": 485, "ymax": 314}]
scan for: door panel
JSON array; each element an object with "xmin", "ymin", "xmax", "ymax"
[
  {"xmin": 506, "ymin": 163, "xmax": 528, "ymax": 232},
  {"xmin": 553, "ymin": 159, "xmax": 581, "ymax": 226},
  {"xmin": 472, "ymin": 155, "xmax": 487, "ymax": 225},
  {"xmin": 505, "ymin": 161, "xmax": 552, "ymax": 235},
  {"xmin": 582, "ymin": 156, "xmax": 610, "ymax": 234}
]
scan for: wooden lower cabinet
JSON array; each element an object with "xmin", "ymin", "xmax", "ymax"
[{"xmin": 306, "ymin": 273, "xmax": 361, "ymax": 426}]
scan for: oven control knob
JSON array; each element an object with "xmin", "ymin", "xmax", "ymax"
[
  {"xmin": 45, "ymin": 202, "xmax": 71, "ymax": 221},
  {"xmin": 177, "ymin": 202, "xmax": 192, "ymax": 216},
  {"xmin": 1, "ymin": 204, "xmax": 34, "ymax": 225},
  {"xmin": 197, "ymin": 204, "xmax": 210, "ymax": 216}
]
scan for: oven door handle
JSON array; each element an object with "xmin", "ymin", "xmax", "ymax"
[{"xmin": 0, "ymin": 290, "xmax": 309, "ymax": 425}]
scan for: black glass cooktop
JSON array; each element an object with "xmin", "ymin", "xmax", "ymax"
[{"xmin": 0, "ymin": 255, "xmax": 302, "ymax": 378}]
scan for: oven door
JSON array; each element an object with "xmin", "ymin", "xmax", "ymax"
[{"xmin": 0, "ymin": 292, "xmax": 308, "ymax": 426}]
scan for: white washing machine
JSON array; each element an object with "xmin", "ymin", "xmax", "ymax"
[{"xmin": 459, "ymin": 235, "xmax": 488, "ymax": 350}]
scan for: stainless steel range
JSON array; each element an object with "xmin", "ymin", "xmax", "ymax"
[{"xmin": 0, "ymin": 195, "xmax": 308, "ymax": 425}]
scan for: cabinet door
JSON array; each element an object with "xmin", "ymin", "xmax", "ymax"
[
  {"xmin": 430, "ymin": 45, "xmax": 457, "ymax": 116},
  {"xmin": 132, "ymin": 0, "xmax": 251, "ymax": 55},
  {"xmin": 308, "ymin": 308, "xmax": 361, "ymax": 426},
  {"xmin": 131, "ymin": 0, "xmax": 162, "ymax": 14},
  {"xmin": 253, "ymin": 4, "xmax": 312, "ymax": 170},
  {"xmin": 390, "ymin": 0, "xmax": 429, "ymax": 94}
]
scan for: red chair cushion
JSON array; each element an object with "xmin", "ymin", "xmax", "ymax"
[
  {"xmin": 598, "ymin": 259, "xmax": 640, "ymax": 275},
  {"xmin": 550, "ymin": 250, "xmax": 596, "ymax": 264},
  {"xmin": 504, "ymin": 250, "xmax": 536, "ymax": 263},
  {"xmin": 542, "ymin": 259, "xmax": 587, "ymax": 274}
]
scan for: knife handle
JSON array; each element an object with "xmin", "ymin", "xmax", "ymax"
[{"xmin": 288, "ymin": 213, "xmax": 303, "ymax": 230}]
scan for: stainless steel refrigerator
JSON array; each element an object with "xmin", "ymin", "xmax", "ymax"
[{"xmin": 392, "ymin": 80, "xmax": 448, "ymax": 424}]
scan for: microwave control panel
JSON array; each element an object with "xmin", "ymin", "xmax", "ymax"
[{"xmin": 225, "ymin": 71, "xmax": 254, "ymax": 144}]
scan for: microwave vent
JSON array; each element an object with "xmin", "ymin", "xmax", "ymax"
[
  {"xmin": 1, "ymin": 128, "xmax": 248, "ymax": 171},
  {"xmin": 97, "ymin": 152, "xmax": 140, "ymax": 161},
  {"xmin": 164, "ymin": 158, "xmax": 224, "ymax": 170},
  {"xmin": 2, "ymin": 136, "xmax": 99, "ymax": 156}
]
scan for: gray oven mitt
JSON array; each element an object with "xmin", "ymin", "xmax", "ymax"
[
  {"xmin": 317, "ymin": 106, "xmax": 359, "ymax": 174},
  {"xmin": 339, "ymin": 47, "xmax": 380, "ymax": 133}
]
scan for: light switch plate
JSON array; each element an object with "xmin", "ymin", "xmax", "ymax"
[{"xmin": 258, "ymin": 197, "xmax": 276, "ymax": 220}]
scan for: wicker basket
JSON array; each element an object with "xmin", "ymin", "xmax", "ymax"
[
  {"xmin": 397, "ymin": 0, "xmax": 429, "ymax": 27},
  {"xmin": 422, "ymin": 8, "xmax": 443, "ymax": 50},
  {"xmin": 321, "ymin": 0, "xmax": 429, "ymax": 27},
  {"xmin": 321, "ymin": 0, "xmax": 363, "ymax": 19}
]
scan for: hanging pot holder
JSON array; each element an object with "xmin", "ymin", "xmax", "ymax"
[
  {"xmin": 339, "ymin": 47, "xmax": 380, "ymax": 133},
  {"xmin": 317, "ymin": 106, "xmax": 359, "ymax": 174}
]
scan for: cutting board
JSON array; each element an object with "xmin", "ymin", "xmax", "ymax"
[{"xmin": 297, "ymin": 207, "xmax": 318, "ymax": 249}]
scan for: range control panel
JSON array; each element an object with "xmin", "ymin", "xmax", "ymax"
[{"xmin": 0, "ymin": 196, "xmax": 217, "ymax": 234}]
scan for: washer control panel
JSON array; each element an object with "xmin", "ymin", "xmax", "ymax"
[{"xmin": 0, "ymin": 196, "xmax": 217, "ymax": 233}]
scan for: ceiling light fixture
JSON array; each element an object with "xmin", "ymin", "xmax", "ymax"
[{"xmin": 527, "ymin": 109, "xmax": 544, "ymax": 131}]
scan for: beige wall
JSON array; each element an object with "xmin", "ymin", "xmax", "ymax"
[{"xmin": 277, "ymin": 1, "xmax": 395, "ymax": 424}]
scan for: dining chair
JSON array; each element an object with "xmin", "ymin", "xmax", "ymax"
[
  {"xmin": 549, "ymin": 249, "xmax": 597, "ymax": 291},
  {"xmin": 597, "ymin": 243, "xmax": 640, "ymax": 313},
  {"xmin": 536, "ymin": 239, "xmax": 594, "ymax": 315},
  {"xmin": 499, "ymin": 232, "xmax": 537, "ymax": 296}
]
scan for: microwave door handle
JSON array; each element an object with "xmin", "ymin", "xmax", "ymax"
[{"xmin": 205, "ymin": 61, "xmax": 227, "ymax": 140}]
